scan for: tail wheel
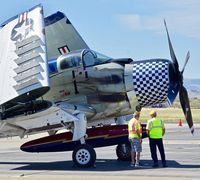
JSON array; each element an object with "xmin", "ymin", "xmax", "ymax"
[
  {"xmin": 116, "ymin": 143, "xmax": 131, "ymax": 161},
  {"xmin": 72, "ymin": 144, "xmax": 96, "ymax": 168}
]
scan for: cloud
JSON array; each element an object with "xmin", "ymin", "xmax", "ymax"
[
  {"xmin": 116, "ymin": 0, "xmax": 200, "ymax": 38},
  {"xmin": 118, "ymin": 14, "xmax": 163, "ymax": 33},
  {"xmin": 117, "ymin": 14, "xmax": 142, "ymax": 30}
]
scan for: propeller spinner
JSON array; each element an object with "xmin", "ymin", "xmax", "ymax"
[{"xmin": 164, "ymin": 20, "xmax": 194, "ymax": 134}]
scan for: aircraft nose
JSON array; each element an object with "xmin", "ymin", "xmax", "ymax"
[{"xmin": 124, "ymin": 60, "xmax": 170, "ymax": 108}]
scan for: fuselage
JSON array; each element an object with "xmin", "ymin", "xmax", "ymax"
[
  {"xmin": 44, "ymin": 49, "xmax": 180, "ymax": 122},
  {"xmin": 0, "ymin": 49, "xmax": 181, "ymax": 137}
]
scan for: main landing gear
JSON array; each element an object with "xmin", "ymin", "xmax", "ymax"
[
  {"xmin": 70, "ymin": 112, "xmax": 96, "ymax": 168},
  {"xmin": 115, "ymin": 116, "xmax": 131, "ymax": 161},
  {"xmin": 71, "ymin": 114, "xmax": 131, "ymax": 167},
  {"xmin": 72, "ymin": 144, "xmax": 96, "ymax": 168},
  {"xmin": 72, "ymin": 142, "xmax": 131, "ymax": 167},
  {"xmin": 116, "ymin": 142, "xmax": 131, "ymax": 161}
]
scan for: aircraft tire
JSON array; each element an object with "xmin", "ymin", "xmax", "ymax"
[
  {"xmin": 72, "ymin": 144, "xmax": 96, "ymax": 168},
  {"xmin": 116, "ymin": 143, "xmax": 131, "ymax": 161}
]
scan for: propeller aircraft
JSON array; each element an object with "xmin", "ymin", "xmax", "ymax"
[{"xmin": 0, "ymin": 5, "xmax": 193, "ymax": 167}]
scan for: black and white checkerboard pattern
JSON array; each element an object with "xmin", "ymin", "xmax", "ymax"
[{"xmin": 132, "ymin": 61, "xmax": 169, "ymax": 107}]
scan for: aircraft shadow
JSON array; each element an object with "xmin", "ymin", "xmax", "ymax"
[{"xmin": 0, "ymin": 159, "xmax": 200, "ymax": 171}]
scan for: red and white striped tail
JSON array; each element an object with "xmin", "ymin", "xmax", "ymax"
[{"xmin": 18, "ymin": 11, "xmax": 28, "ymax": 23}]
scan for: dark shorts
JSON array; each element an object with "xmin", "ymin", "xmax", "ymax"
[{"xmin": 129, "ymin": 138, "xmax": 142, "ymax": 153}]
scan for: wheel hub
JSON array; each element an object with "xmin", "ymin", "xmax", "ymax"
[{"xmin": 76, "ymin": 149, "xmax": 91, "ymax": 165}]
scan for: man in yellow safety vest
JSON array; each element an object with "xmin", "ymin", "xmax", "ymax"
[
  {"xmin": 128, "ymin": 111, "xmax": 142, "ymax": 167},
  {"xmin": 146, "ymin": 110, "xmax": 167, "ymax": 168}
]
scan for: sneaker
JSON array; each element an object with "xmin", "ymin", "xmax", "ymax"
[
  {"xmin": 152, "ymin": 164, "xmax": 159, "ymax": 168},
  {"xmin": 130, "ymin": 163, "xmax": 135, "ymax": 167},
  {"xmin": 135, "ymin": 163, "xmax": 142, "ymax": 168}
]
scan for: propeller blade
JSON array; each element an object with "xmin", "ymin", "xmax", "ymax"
[
  {"xmin": 181, "ymin": 51, "xmax": 190, "ymax": 74},
  {"xmin": 164, "ymin": 20, "xmax": 179, "ymax": 71},
  {"xmin": 179, "ymin": 86, "xmax": 194, "ymax": 134}
]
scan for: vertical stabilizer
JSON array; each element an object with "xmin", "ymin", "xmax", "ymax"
[
  {"xmin": 44, "ymin": 12, "xmax": 89, "ymax": 59},
  {"xmin": 0, "ymin": 5, "xmax": 50, "ymax": 108}
]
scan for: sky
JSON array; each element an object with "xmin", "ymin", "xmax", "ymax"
[{"xmin": 0, "ymin": 0, "xmax": 199, "ymax": 79}]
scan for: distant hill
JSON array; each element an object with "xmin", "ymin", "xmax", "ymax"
[{"xmin": 184, "ymin": 79, "xmax": 200, "ymax": 99}]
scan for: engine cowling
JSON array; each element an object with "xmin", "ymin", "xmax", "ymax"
[{"xmin": 124, "ymin": 59, "xmax": 170, "ymax": 109}]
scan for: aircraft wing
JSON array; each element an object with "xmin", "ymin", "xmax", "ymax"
[
  {"xmin": 44, "ymin": 11, "xmax": 89, "ymax": 60},
  {"xmin": 0, "ymin": 5, "xmax": 50, "ymax": 110}
]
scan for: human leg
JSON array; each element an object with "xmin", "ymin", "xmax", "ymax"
[
  {"xmin": 149, "ymin": 138, "xmax": 158, "ymax": 167},
  {"xmin": 131, "ymin": 152, "xmax": 136, "ymax": 165},
  {"xmin": 134, "ymin": 138, "xmax": 142, "ymax": 167},
  {"xmin": 134, "ymin": 152, "xmax": 141, "ymax": 167},
  {"xmin": 157, "ymin": 138, "xmax": 167, "ymax": 167},
  {"xmin": 129, "ymin": 139, "xmax": 136, "ymax": 165}
]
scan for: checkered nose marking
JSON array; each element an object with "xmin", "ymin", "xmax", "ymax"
[{"xmin": 132, "ymin": 61, "xmax": 169, "ymax": 107}]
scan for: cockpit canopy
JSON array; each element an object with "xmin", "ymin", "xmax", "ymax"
[{"xmin": 57, "ymin": 49, "xmax": 112, "ymax": 71}]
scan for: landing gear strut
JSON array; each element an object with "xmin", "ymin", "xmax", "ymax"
[{"xmin": 70, "ymin": 113, "xmax": 96, "ymax": 167}]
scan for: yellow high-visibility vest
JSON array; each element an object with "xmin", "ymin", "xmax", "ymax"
[
  {"xmin": 128, "ymin": 119, "xmax": 142, "ymax": 139},
  {"xmin": 148, "ymin": 118, "xmax": 164, "ymax": 139}
]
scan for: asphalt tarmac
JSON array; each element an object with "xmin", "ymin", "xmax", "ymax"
[{"xmin": 0, "ymin": 123, "xmax": 200, "ymax": 180}]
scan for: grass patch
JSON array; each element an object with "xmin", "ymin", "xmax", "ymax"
[
  {"xmin": 173, "ymin": 98, "xmax": 200, "ymax": 109},
  {"xmin": 140, "ymin": 108, "xmax": 200, "ymax": 123}
]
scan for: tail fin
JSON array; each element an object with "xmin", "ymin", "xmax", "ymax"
[{"xmin": 44, "ymin": 11, "xmax": 89, "ymax": 59}]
